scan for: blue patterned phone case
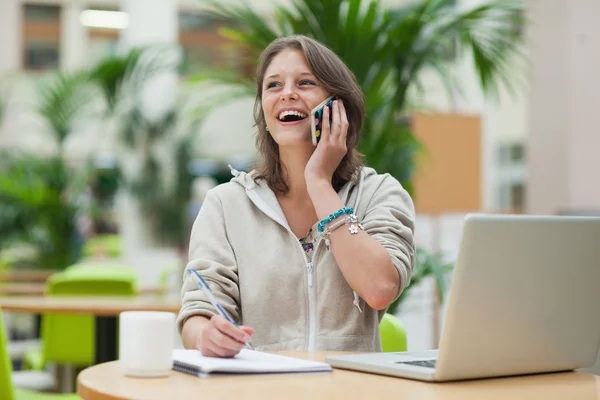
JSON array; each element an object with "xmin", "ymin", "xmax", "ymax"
[{"xmin": 310, "ymin": 95, "xmax": 336, "ymax": 146}]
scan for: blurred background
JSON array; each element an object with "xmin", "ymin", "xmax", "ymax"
[{"xmin": 0, "ymin": 0, "xmax": 599, "ymax": 394}]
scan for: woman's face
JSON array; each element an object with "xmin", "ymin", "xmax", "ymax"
[{"xmin": 261, "ymin": 48, "xmax": 330, "ymax": 147}]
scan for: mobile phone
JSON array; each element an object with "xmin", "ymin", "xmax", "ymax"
[{"xmin": 310, "ymin": 95, "xmax": 336, "ymax": 146}]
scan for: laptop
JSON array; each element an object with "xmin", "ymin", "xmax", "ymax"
[{"xmin": 326, "ymin": 214, "xmax": 600, "ymax": 381}]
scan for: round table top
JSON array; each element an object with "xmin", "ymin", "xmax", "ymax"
[
  {"xmin": 0, "ymin": 296, "xmax": 180, "ymax": 316},
  {"xmin": 76, "ymin": 352, "xmax": 600, "ymax": 400}
]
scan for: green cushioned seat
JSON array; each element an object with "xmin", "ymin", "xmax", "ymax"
[
  {"xmin": 379, "ymin": 313, "xmax": 408, "ymax": 352},
  {"xmin": 1, "ymin": 307, "xmax": 81, "ymax": 400},
  {"xmin": 24, "ymin": 263, "xmax": 137, "ymax": 369}
]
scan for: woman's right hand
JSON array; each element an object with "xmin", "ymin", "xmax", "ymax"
[{"xmin": 195, "ymin": 315, "xmax": 254, "ymax": 358}]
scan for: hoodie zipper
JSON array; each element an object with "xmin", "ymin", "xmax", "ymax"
[{"xmin": 245, "ymin": 189, "xmax": 318, "ymax": 351}]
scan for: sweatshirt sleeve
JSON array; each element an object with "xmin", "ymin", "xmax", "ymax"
[
  {"xmin": 176, "ymin": 189, "xmax": 240, "ymax": 334},
  {"xmin": 361, "ymin": 174, "xmax": 416, "ymax": 300}
]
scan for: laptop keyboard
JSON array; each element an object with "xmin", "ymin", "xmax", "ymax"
[{"xmin": 395, "ymin": 359, "xmax": 437, "ymax": 369}]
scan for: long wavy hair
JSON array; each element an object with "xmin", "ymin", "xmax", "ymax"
[{"xmin": 253, "ymin": 35, "xmax": 365, "ymax": 194}]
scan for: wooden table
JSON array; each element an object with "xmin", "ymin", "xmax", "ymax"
[
  {"xmin": 0, "ymin": 296, "xmax": 180, "ymax": 315},
  {"xmin": 0, "ymin": 283, "xmax": 168, "ymax": 297},
  {"xmin": 0, "ymin": 296, "xmax": 181, "ymax": 363},
  {"xmin": 0, "ymin": 282, "xmax": 50, "ymax": 296},
  {"xmin": 0, "ymin": 270, "xmax": 58, "ymax": 282},
  {"xmin": 77, "ymin": 352, "xmax": 600, "ymax": 400}
]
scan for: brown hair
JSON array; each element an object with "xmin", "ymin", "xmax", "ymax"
[{"xmin": 253, "ymin": 35, "xmax": 365, "ymax": 194}]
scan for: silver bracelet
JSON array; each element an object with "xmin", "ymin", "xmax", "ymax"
[{"xmin": 320, "ymin": 214, "xmax": 364, "ymax": 249}]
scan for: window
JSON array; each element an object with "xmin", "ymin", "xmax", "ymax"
[
  {"xmin": 509, "ymin": 182, "xmax": 525, "ymax": 211},
  {"xmin": 23, "ymin": 4, "xmax": 61, "ymax": 70},
  {"xmin": 88, "ymin": 37, "xmax": 120, "ymax": 65},
  {"xmin": 178, "ymin": 11, "xmax": 242, "ymax": 75},
  {"xmin": 25, "ymin": 41, "xmax": 59, "ymax": 69},
  {"xmin": 181, "ymin": 47, "xmax": 213, "ymax": 74},
  {"xmin": 498, "ymin": 142, "xmax": 525, "ymax": 165},
  {"xmin": 179, "ymin": 12, "xmax": 220, "ymax": 31},
  {"xmin": 509, "ymin": 143, "xmax": 525, "ymax": 163},
  {"xmin": 24, "ymin": 4, "xmax": 60, "ymax": 21},
  {"xmin": 495, "ymin": 141, "xmax": 526, "ymax": 212}
]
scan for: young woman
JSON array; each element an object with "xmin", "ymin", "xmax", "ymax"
[{"xmin": 179, "ymin": 35, "xmax": 415, "ymax": 357}]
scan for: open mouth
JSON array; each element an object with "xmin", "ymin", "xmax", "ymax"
[{"xmin": 278, "ymin": 110, "xmax": 308, "ymax": 123}]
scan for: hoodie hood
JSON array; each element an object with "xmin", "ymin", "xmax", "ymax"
[{"xmin": 227, "ymin": 164, "xmax": 374, "ymax": 218}]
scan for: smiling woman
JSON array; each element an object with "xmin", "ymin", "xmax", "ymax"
[
  {"xmin": 253, "ymin": 36, "xmax": 365, "ymax": 194},
  {"xmin": 179, "ymin": 35, "xmax": 416, "ymax": 358}
]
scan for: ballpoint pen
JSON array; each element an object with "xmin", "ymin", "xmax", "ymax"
[{"xmin": 187, "ymin": 269, "xmax": 255, "ymax": 350}]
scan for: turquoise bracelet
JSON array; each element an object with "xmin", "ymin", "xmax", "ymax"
[{"xmin": 317, "ymin": 207, "xmax": 354, "ymax": 232}]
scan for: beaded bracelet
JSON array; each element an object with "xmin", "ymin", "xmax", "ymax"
[
  {"xmin": 317, "ymin": 207, "xmax": 354, "ymax": 233},
  {"xmin": 320, "ymin": 213, "xmax": 365, "ymax": 249}
]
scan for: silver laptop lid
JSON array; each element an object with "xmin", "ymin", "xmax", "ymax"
[{"xmin": 435, "ymin": 214, "xmax": 600, "ymax": 381}]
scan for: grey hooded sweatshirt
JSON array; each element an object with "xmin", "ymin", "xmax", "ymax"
[{"xmin": 177, "ymin": 166, "xmax": 415, "ymax": 352}]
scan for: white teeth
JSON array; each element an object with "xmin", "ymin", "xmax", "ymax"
[{"xmin": 278, "ymin": 110, "xmax": 307, "ymax": 120}]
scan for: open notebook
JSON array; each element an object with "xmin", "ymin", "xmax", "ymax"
[{"xmin": 172, "ymin": 349, "xmax": 332, "ymax": 376}]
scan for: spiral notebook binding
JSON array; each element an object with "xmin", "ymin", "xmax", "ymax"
[{"xmin": 173, "ymin": 361, "xmax": 206, "ymax": 377}]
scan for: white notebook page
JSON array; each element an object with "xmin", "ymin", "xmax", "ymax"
[{"xmin": 172, "ymin": 349, "xmax": 332, "ymax": 374}]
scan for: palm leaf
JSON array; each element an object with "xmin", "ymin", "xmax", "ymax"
[
  {"xmin": 187, "ymin": 0, "xmax": 525, "ymax": 311},
  {"xmin": 90, "ymin": 45, "xmax": 202, "ymax": 248},
  {"xmin": 187, "ymin": 67, "xmax": 255, "ymax": 92},
  {"xmin": 194, "ymin": 0, "xmax": 524, "ymax": 191},
  {"xmin": 108, "ymin": 44, "xmax": 183, "ymax": 148},
  {"xmin": 37, "ymin": 72, "xmax": 97, "ymax": 146},
  {"xmin": 387, "ymin": 248, "xmax": 454, "ymax": 315},
  {"xmin": 89, "ymin": 48, "xmax": 142, "ymax": 113},
  {"xmin": 391, "ymin": 0, "xmax": 525, "ymax": 104}
]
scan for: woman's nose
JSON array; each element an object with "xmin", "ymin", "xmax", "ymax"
[{"xmin": 280, "ymin": 84, "xmax": 298, "ymax": 101}]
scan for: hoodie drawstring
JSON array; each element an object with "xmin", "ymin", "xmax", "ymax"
[
  {"xmin": 228, "ymin": 164, "xmax": 240, "ymax": 177},
  {"xmin": 353, "ymin": 291, "xmax": 363, "ymax": 313}
]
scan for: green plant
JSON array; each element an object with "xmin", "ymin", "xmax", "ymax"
[
  {"xmin": 194, "ymin": 0, "xmax": 525, "ymax": 191},
  {"xmin": 89, "ymin": 49, "xmax": 142, "ymax": 114},
  {"xmin": 36, "ymin": 72, "xmax": 97, "ymax": 147},
  {"xmin": 0, "ymin": 152, "xmax": 82, "ymax": 270},
  {"xmin": 191, "ymin": 0, "xmax": 524, "ymax": 308},
  {"xmin": 0, "ymin": 72, "xmax": 97, "ymax": 270},
  {"xmin": 90, "ymin": 46, "xmax": 200, "ymax": 249},
  {"xmin": 387, "ymin": 248, "xmax": 454, "ymax": 315}
]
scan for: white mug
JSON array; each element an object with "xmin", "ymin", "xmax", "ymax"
[{"xmin": 119, "ymin": 311, "xmax": 175, "ymax": 377}]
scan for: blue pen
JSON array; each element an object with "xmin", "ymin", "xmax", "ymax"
[{"xmin": 187, "ymin": 269, "xmax": 255, "ymax": 350}]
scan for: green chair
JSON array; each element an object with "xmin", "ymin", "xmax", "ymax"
[
  {"xmin": 24, "ymin": 263, "xmax": 137, "ymax": 370},
  {"xmin": 42, "ymin": 264, "xmax": 137, "ymax": 366},
  {"xmin": 82, "ymin": 234, "xmax": 121, "ymax": 259},
  {"xmin": 1, "ymin": 308, "xmax": 81, "ymax": 400},
  {"xmin": 379, "ymin": 313, "xmax": 408, "ymax": 352}
]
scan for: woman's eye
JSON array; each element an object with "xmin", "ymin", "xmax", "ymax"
[
  {"xmin": 300, "ymin": 80, "xmax": 316, "ymax": 86},
  {"xmin": 266, "ymin": 82, "xmax": 279, "ymax": 89}
]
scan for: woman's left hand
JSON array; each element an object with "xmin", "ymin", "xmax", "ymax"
[{"xmin": 304, "ymin": 99, "xmax": 349, "ymax": 184}]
